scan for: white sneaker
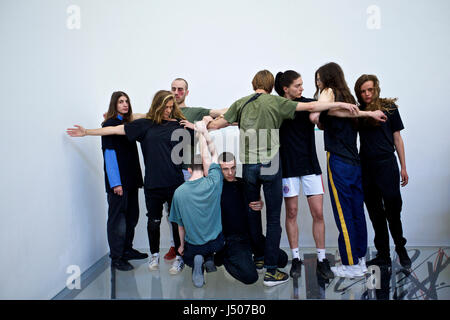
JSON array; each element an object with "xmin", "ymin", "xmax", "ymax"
[
  {"xmin": 148, "ymin": 253, "xmax": 160, "ymax": 271},
  {"xmin": 358, "ymin": 257, "xmax": 368, "ymax": 274},
  {"xmin": 169, "ymin": 256, "xmax": 185, "ymax": 275},
  {"xmin": 331, "ymin": 264, "xmax": 365, "ymax": 278}
]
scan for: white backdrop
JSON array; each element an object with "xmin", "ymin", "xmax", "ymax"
[{"xmin": 0, "ymin": 0, "xmax": 449, "ymax": 299}]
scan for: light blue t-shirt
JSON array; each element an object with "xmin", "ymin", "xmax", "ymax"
[{"xmin": 169, "ymin": 163, "xmax": 223, "ymax": 246}]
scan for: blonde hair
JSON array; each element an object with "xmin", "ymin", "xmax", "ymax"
[{"xmin": 146, "ymin": 90, "xmax": 186, "ymax": 124}]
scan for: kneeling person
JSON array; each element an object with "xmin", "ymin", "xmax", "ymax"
[
  {"xmin": 169, "ymin": 121, "xmax": 225, "ymax": 288},
  {"xmin": 216, "ymin": 152, "xmax": 288, "ymax": 286}
]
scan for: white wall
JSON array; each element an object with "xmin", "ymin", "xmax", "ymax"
[{"xmin": 0, "ymin": 0, "xmax": 449, "ymax": 299}]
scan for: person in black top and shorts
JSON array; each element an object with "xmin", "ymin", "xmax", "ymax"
[
  {"xmin": 274, "ymin": 70, "xmax": 333, "ymax": 280},
  {"xmin": 355, "ymin": 74, "xmax": 411, "ymax": 269},
  {"xmin": 67, "ymin": 90, "xmax": 194, "ymax": 275}
]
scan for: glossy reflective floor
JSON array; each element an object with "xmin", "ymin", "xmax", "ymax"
[{"xmin": 60, "ymin": 247, "xmax": 449, "ymax": 300}]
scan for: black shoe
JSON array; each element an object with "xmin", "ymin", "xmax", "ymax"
[
  {"xmin": 396, "ymin": 247, "xmax": 412, "ymax": 269},
  {"xmin": 316, "ymin": 259, "xmax": 334, "ymax": 279},
  {"xmin": 123, "ymin": 248, "xmax": 148, "ymax": 260},
  {"xmin": 289, "ymin": 258, "xmax": 303, "ymax": 278},
  {"xmin": 367, "ymin": 254, "xmax": 392, "ymax": 267},
  {"xmin": 112, "ymin": 259, "xmax": 134, "ymax": 271},
  {"xmin": 204, "ymin": 258, "xmax": 217, "ymax": 273}
]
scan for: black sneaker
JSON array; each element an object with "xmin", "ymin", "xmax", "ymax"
[
  {"xmin": 289, "ymin": 258, "xmax": 303, "ymax": 278},
  {"xmin": 316, "ymin": 259, "xmax": 334, "ymax": 279},
  {"xmin": 112, "ymin": 259, "xmax": 134, "ymax": 271},
  {"xmin": 396, "ymin": 247, "xmax": 412, "ymax": 269},
  {"xmin": 204, "ymin": 258, "xmax": 217, "ymax": 273},
  {"xmin": 367, "ymin": 254, "xmax": 392, "ymax": 267},
  {"xmin": 263, "ymin": 269, "xmax": 289, "ymax": 287},
  {"xmin": 123, "ymin": 248, "xmax": 148, "ymax": 260}
]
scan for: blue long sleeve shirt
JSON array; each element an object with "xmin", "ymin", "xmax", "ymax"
[{"xmin": 104, "ymin": 115, "xmax": 123, "ymax": 188}]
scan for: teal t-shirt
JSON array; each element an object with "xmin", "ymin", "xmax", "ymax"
[
  {"xmin": 169, "ymin": 163, "xmax": 223, "ymax": 245},
  {"xmin": 223, "ymin": 93, "xmax": 298, "ymax": 164}
]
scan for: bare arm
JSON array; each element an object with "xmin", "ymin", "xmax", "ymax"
[
  {"xmin": 393, "ymin": 131, "xmax": 409, "ymax": 187},
  {"xmin": 209, "ymin": 108, "xmax": 229, "ymax": 118},
  {"xmin": 296, "ymin": 100, "xmax": 358, "ymax": 113},
  {"xmin": 207, "ymin": 115, "xmax": 230, "ymax": 130},
  {"xmin": 327, "ymin": 109, "xmax": 387, "ymax": 122},
  {"xmin": 196, "ymin": 120, "xmax": 218, "ymax": 175},
  {"xmin": 178, "ymin": 225, "xmax": 185, "ymax": 255},
  {"xmin": 66, "ymin": 124, "xmax": 125, "ymax": 137}
]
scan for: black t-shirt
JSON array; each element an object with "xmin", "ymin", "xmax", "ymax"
[
  {"xmin": 101, "ymin": 118, "xmax": 143, "ymax": 193},
  {"xmin": 220, "ymin": 178, "xmax": 250, "ymax": 237},
  {"xmin": 124, "ymin": 118, "xmax": 191, "ymax": 189},
  {"xmin": 358, "ymin": 106, "xmax": 404, "ymax": 160},
  {"xmin": 319, "ymin": 110, "xmax": 360, "ymax": 165},
  {"xmin": 280, "ymin": 96, "xmax": 322, "ymax": 178}
]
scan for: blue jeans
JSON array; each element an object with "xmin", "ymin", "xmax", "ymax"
[{"xmin": 243, "ymin": 158, "xmax": 283, "ymax": 269}]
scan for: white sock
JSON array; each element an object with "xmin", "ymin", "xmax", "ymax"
[
  {"xmin": 317, "ymin": 249, "xmax": 326, "ymax": 262},
  {"xmin": 292, "ymin": 248, "xmax": 300, "ymax": 260}
]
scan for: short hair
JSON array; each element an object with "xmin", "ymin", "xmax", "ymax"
[
  {"xmin": 218, "ymin": 152, "xmax": 236, "ymax": 163},
  {"xmin": 173, "ymin": 78, "xmax": 189, "ymax": 90},
  {"xmin": 252, "ymin": 70, "xmax": 274, "ymax": 93},
  {"xmin": 188, "ymin": 153, "xmax": 203, "ymax": 172}
]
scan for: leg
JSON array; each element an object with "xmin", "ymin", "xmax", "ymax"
[
  {"xmin": 167, "ymin": 185, "xmax": 182, "ymax": 257},
  {"xmin": 301, "ymin": 174, "xmax": 325, "ymax": 250},
  {"xmin": 144, "ymin": 188, "xmax": 164, "ymax": 255},
  {"xmin": 284, "ymin": 196, "xmax": 300, "ymax": 250},
  {"xmin": 326, "ymin": 153, "xmax": 359, "ymax": 266},
  {"xmin": 260, "ymin": 160, "xmax": 283, "ymax": 269},
  {"xmin": 243, "ymin": 164, "xmax": 265, "ymax": 259},
  {"xmin": 124, "ymin": 188, "xmax": 139, "ymax": 252},
  {"xmin": 379, "ymin": 158, "xmax": 407, "ymax": 251},
  {"xmin": 350, "ymin": 166, "xmax": 368, "ymax": 260},
  {"xmin": 223, "ymin": 238, "xmax": 258, "ymax": 285},
  {"xmin": 307, "ymin": 194, "xmax": 325, "ymax": 249},
  {"xmin": 107, "ymin": 192, "xmax": 127, "ymax": 261},
  {"xmin": 362, "ymin": 163, "xmax": 390, "ymax": 258}
]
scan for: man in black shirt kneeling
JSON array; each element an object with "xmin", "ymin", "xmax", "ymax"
[{"xmin": 214, "ymin": 152, "xmax": 288, "ymax": 285}]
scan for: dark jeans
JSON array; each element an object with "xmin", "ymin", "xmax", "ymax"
[
  {"xmin": 183, "ymin": 232, "xmax": 225, "ymax": 268},
  {"xmin": 361, "ymin": 155, "xmax": 406, "ymax": 257},
  {"xmin": 144, "ymin": 186, "xmax": 181, "ymax": 256},
  {"xmin": 215, "ymin": 234, "xmax": 288, "ymax": 285},
  {"xmin": 243, "ymin": 156, "xmax": 283, "ymax": 269},
  {"xmin": 107, "ymin": 188, "xmax": 140, "ymax": 261}
]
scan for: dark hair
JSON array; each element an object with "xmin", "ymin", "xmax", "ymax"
[
  {"xmin": 218, "ymin": 152, "xmax": 236, "ymax": 163},
  {"xmin": 274, "ymin": 70, "xmax": 301, "ymax": 97},
  {"xmin": 188, "ymin": 154, "xmax": 203, "ymax": 172},
  {"xmin": 314, "ymin": 62, "xmax": 356, "ymax": 104},
  {"xmin": 103, "ymin": 91, "xmax": 133, "ymax": 125}
]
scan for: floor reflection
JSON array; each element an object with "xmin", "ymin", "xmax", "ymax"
[{"xmin": 71, "ymin": 247, "xmax": 449, "ymax": 300}]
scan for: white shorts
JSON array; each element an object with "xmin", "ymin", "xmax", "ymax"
[{"xmin": 282, "ymin": 174, "xmax": 324, "ymax": 198}]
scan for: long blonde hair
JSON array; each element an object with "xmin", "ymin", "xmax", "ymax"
[{"xmin": 146, "ymin": 90, "xmax": 186, "ymax": 124}]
